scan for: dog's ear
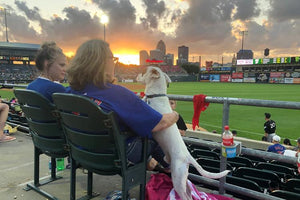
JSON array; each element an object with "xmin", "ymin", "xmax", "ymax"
[
  {"xmin": 164, "ymin": 73, "xmax": 172, "ymax": 83},
  {"xmin": 150, "ymin": 68, "xmax": 160, "ymax": 79}
]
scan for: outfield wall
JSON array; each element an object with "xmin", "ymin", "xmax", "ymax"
[{"xmin": 199, "ymin": 71, "xmax": 300, "ymax": 84}]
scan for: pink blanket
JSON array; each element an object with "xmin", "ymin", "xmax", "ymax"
[{"xmin": 146, "ymin": 173, "xmax": 233, "ymax": 200}]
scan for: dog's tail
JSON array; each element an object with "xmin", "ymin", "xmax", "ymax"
[{"xmin": 189, "ymin": 156, "xmax": 230, "ymax": 179}]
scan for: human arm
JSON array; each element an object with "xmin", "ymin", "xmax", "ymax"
[{"xmin": 152, "ymin": 111, "xmax": 179, "ymax": 132}]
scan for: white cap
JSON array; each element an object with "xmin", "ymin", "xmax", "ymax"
[{"xmin": 273, "ymin": 135, "xmax": 281, "ymax": 142}]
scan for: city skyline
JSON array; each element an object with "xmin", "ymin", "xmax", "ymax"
[{"xmin": 1, "ymin": 0, "xmax": 300, "ymax": 65}]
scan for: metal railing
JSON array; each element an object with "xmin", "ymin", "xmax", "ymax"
[{"xmin": 168, "ymin": 94, "xmax": 298, "ymax": 199}]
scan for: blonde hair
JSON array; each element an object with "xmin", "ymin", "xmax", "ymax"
[
  {"xmin": 67, "ymin": 39, "xmax": 111, "ymax": 90},
  {"xmin": 35, "ymin": 41, "xmax": 64, "ymax": 71}
]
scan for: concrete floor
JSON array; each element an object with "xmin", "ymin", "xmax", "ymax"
[
  {"xmin": 0, "ymin": 131, "xmax": 146, "ymax": 200},
  {"xmin": 0, "ymin": 131, "xmax": 236, "ymax": 200}
]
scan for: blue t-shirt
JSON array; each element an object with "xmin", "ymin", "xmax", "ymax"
[
  {"xmin": 27, "ymin": 78, "xmax": 66, "ymax": 102},
  {"xmin": 267, "ymin": 143, "xmax": 286, "ymax": 154},
  {"xmin": 67, "ymin": 83, "xmax": 162, "ymax": 138}
]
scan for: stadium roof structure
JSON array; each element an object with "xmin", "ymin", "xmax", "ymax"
[{"xmin": 0, "ymin": 42, "xmax": 40, "ymax": 50}]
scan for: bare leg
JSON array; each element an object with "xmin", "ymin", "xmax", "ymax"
[{"xmin": 0, "ymin": 103, "xmax": 15, "ymax": 142}]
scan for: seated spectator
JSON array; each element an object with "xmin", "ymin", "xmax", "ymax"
[
  {"xmin": 267, "ymin": 135, "xmax": 285, "ymax": 154},
  {"xmin": 169, "ymin": 100, "xmax": 187, "ymax": 136},
  {"xmin": 283, "ymin": 138, "xmax": 292, "ymax": 146},
  {"xmin": 232, "ymin": 130, "xmax": 237, "ymax": 137},
  {"xmin": 0, "ymin": 102, "xmax": 16, "ymax": 142},
  {"xmin": 66, "ymin": 39, "xmax": 179, "ymax": 170},
  {"xmin": 27, "ymin": 41, "xmax": 67, "ymax": 102},
  {"xmin": 26, "ymin": 41, "xmax": 70, "ymax": 168}
]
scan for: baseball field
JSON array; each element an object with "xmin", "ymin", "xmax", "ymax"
[
  {"xmin": 1, "ymin": 82, "xmax": 299, "ymax": 145},
  {"xmin": 129, "ymin": 82, "xmax": 300, "ymax": 145}
]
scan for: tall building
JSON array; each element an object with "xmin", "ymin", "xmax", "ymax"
[
  {"xmin": 156, "ymin": 40, "xmax": 166, "ymax": 56},
  {"xmin": 150, "ymin": 49, "xmax": 164, "ymax": 61},
  {"xmin": 139, "ymin": 50, "xmax": 149, "ymax": 66},
  {"xmin": 164, "ymin": 53, "xmax": 174, "ymax": 66},
  {"xmin": 177, "ymin": 45, "xmax": 189, "ymax": 65}
]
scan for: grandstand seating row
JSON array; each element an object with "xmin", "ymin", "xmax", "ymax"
[
  {"xmin": 0, "ymin": 64, "xmax": 37, "ymax": 82},
  {"xmin": 186, "ymin": 140, "xmax": 300, "ymax": 199}
]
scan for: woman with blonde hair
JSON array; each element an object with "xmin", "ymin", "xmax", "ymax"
[
  {"xmin": 27, "ymin": 41, "xmax": 67, "ymax": 102},
  {"xmin": 67, "ymin": 39, "xmax": 178, "ymax": 168}
]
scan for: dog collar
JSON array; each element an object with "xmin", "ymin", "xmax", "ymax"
[{"xmin": 145, "ymin": 94, "xmax": 167, "ymax": 98}]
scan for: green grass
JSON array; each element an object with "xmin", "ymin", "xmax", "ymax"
[
  {"xmin": 1, "ymin": 82, "xmax": 300, "ymax": 145},
  {"xmin": 165, "ymin": 82, "xmax": 300, "ymax": 145}
]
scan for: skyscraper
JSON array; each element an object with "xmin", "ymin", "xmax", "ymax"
[
  {"xmin": 139, "ymin": 50, "xmax": 149, "ymax": 66},
  {"xmin": 156, "ymin": 40, "xmax": 166, "ymax": 56},
  {"xmin": 165, "ymin": 53, "xmax": 174, "ymax": 66},
  {"xmin": 177, "ymin": 45, "xmax": 189, "ymax": 65},
  {"xmin": 150, "ymin": 49, "xmax": 164, "ymax": 61}
]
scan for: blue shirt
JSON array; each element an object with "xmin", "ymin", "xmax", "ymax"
[
  {"xmin": 267, "ymin": 143, "xmax": 286, "ymax": 154},
  {"xmin": 67, "ymin": 83, "xmax": 162, "ymax": 138},
  {"xmin": 27, "ymin": 77, "xmax": 66, "ymax": 102}
]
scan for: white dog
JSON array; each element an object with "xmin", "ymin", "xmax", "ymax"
[{"xmin": 137, "ymin": 66, "xmax": 230, "ymax": 200}]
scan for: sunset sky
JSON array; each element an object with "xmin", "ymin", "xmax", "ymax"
[{"xmin": 1, "ymin": 0, "xmax": 300, "ymax": 65}]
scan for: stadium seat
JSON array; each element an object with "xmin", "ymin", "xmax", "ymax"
[
  {"xmin": 234, "ymin": 167, "xmax": 280, "ymax": 191},
  {"xmin": 226, "ymin": 175, "xmax": 263, "ymax": 199},
  {"xmin": 270, "ymin": 160, "xmax": 298, "ymax": 170},
  {"xmin": 185, "ymin": 140, "xmax": 212, "ymax": 151},
  {"xmin": 255, "ymin": 162, "xmax": 296, "ymax": 181},
  {"xmin": 191, "ymin": 149, "xmax": 220, "ymax": 160},
  {"xmin": 52, "ymin": 93, "xmax": 147, "ymax": 200},
  {"xmin": 240, "ymin": 154, "xmax": 266, "ymax": 165},
  {"xmin": 285, "ymin": 178, "xmax": 300, "ymax": 193},
  {"xmin": 14, "ymin": 89, "xmax": 69, "ymax": 200},
  {"xmin": 270, "ymin": 190, "xmax": 300, "ymax": 200},
  {"xmin": 194, "ymin": 158, "xmax": 233, "ymax": 174},
  {"xmin": 227, "ymin": 156, "xmax": 254, "ymax": 169}
]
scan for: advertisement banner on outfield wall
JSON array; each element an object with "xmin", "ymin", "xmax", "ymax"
[
  {"xmin": 293, "ymin": 78, "xmax": 300, "ymax": 83},
  {"xmin": 270, "ymin": 72, "xmax": 285, "ymax": 78},
  {"xmin": 285, "ymin": 78, "xmax": 293, "ymax": 84},
  {"xmin": 256, "ymin": 73, "xmax": 270, "ymax": 83},
  {"xmin": 232, "ymin": 72, "xmax": 243, "ymax": 79},
  {"xmin": 243, "ymin": 72, "xmax": 256, "ymax": 78},
  {"xmin": 200, "ymin": 74, "xmax": 210, "ymax": 81},
  {"xmin": 269, "ymin": 77, "xmax": 285, "ymax": 83},
  {"xmin": 220, "ymin": 74, "xmax": 231, "ymax": 82},
  {"xmin": 243, "ymin": 78, "xmax": 256, "ymax": 83},
  {"xmin": 209, "ymin": 74, "xmax": 220, "ymax": 82},
  {"xmin": 291, "ymin": 72, "xmax": 300, "ymax": 78},
  {"xmin": 232, "ymin": 79, "xmax": 243, "ymax": 83}
]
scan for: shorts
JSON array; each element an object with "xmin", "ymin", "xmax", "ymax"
[{"xmin": 126, "ymin": 137, "xmax": 168, "ymax": 167}]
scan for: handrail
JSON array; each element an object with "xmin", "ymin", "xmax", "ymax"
[
  {"xmin": 188, "ymin": 174, "xmax": 284, "ymax": 200},
  {"xmin": 167, "ymin": 94, "xmax": 300, "ymax": 110},
  {"xmin": 183, "ymin": 137, "xmax": 297, "ymax": 165}
]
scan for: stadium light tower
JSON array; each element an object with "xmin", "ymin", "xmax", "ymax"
[
  {"xmin": 0, "ymin": 7, "xmax": 9, "ymax": 42},
  {"xmin": 239, "ymin": 30, "xmax": 248, "ymax": 57},
  {"xmin": 100, "ymin": 14, "xmax": 109, "ymax": 42}
]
